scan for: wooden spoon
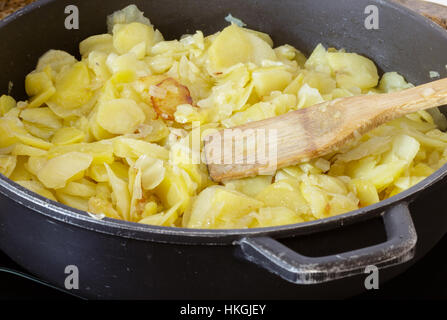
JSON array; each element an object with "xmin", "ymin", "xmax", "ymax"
[{"xmin": 204, "ymin": 77, "xmax": 447, "ymax": 182}]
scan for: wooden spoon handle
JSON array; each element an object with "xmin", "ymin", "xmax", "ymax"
[
  {"xmin": 205, "ymin": 78, "xmax": 447, "ymax": 182},
  {"xmin": 375, "ymin": 77, "xmax": 447, "ymax": 115}
]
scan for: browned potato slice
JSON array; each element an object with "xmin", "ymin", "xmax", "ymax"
[{"xmin": 151, "ymin": 78, "xmax": 192, "ymax": 120}]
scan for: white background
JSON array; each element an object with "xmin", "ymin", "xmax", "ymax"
[{"xmin": 426, "ymin": 0, "xmax": 447, "ymax": 6}]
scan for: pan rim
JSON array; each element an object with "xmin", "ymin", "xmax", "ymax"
[
  {"xmin": 1, "ymin": 0, "xmax": 447, "ymax": 245},
  {"xmin": 1, "ymin": 162, "xmax": 446, "ymax": 245}
]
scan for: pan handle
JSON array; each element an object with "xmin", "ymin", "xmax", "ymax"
[{"xmin": 237, "ymin": 202, "xmax": 417, "ymax": 284}]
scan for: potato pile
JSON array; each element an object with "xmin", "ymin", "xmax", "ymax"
[{"xmin": 0, "ymin": 5, "xmax": 446, "ymax": 229}]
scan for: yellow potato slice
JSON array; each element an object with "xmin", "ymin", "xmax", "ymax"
[
  {"xmin": 223, "ymin": 175, "xmax": 272, "ymax": 198},
  {"xmin": 12, "ymin": 144, "xmax": 47, "ymax": 157},
  {"xmin": 252, "ymin": 67, "xmax": 292, "ymax": 97},
  {"xmin": 56, "ymin": 191, "xmax": 89, "ymax": 211},
  {"xmin": 0, "ymin": 95, "xmax": 16, "ymax": 116},
  {"xmin": 37, "ymin": 152, "xmax": 93, "ymax": 189},
  {"xmin": 113, "ymin": 22, "xmax": 155, "ymax": 55},
  {"xmin": 208, "ymin": 24, "xmax": 277, "ymax": 71},
  {"xmin": 253, "ymin": 207, "xmax": 304, "ymax": 227},
  {"xmin": 256, "ymin": 179, "xmax": 309, "ymax": 215},
  {"xmin": 0, "ymin": 155, "xmax": 17, "ymax": 178},
  {"xmin": 105, "ymin": 163, "xmax": 130, "ymax": 220},
  {"xmin": 113, "ymin": 137, "xmax": 169, "ymax": 160},
  {"xmin": 16, "ymin": 180, "xmax": 56, "ymax": 201},
  {"xmin": 36, "ymin": 50, "xmax": 77, "ymax": 75},
  {"xmin": 327, "ymin": 52, "xmax": 379, "ymax": 89},
  {"xmin": 25, "ymin": 69, "xmax": 56, "ymax": 108},
  {"xmin": 59, "ymin": 179, "xmax": 96, "ymax": 198},
  {"xmin": 48, "ymin": 142, "xmax": 114, "ymax": 165},
  {"xmin": 187, "ymin": 185, "xmax": 263, "ymax": 228},
  {"xmin": 79, "ymin": 34, "xmax": 114, "ymax": 57},
  {"xmin": 20, "ymin": 107, "xmax": 62, "ymax": 130},
  {"xmin": 153, "ymin": 166, "xmax": 191, "ymax": 212},
  {"xmin": 96, "ymin": 98, "xmax": 146, "ymax": 135},
  {"xmin": 51, "ymin": 127, "xmax": 85, "ymax": 145},
  {"xmin": 48, "ymin": 62, "xmax": 91, "ymax": 110},
  {"xmin": 349, "ymin": 179, "xmax": 380, "ymax": 207}
]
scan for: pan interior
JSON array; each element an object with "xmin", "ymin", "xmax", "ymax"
[{"xmin": 0, "ymin": 0, "xmax": 447, "ymax": 242}]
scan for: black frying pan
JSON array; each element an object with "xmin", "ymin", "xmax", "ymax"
[{"xmin": 0, "ymin": 0, "xmax": 447, "ymax": 299}]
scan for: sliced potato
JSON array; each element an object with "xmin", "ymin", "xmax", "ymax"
[
  {"xmin": 9, "ymin": 156, "xmax": 34, "ymax": 181},
  {"xmin": 25, "ymin": 69, "xmax": 56, "ymax": 108},
  {"xmin": 51, "ymin": 127, "xmax": 86, "ymax": 145},
  {"xmin": 12, "ymin": 144, "xmax": 47, "ymax": 157},
  {"xmin": 208, "ymin": 24, "xmax": 277, "ymax": 71},
  {"xmin": 252, "ymin": 67, "xmax": 292, "ymax": 97},
  {"xmin": 0, "ymin": 155, "xmax": 17, "ymax": 177},
  {"xmin": 97, "ymin": 98, "xmax": 146, "ymax": 135},
  {"xmin": 56, "ymin": 191, "xmax": 89, "ymax": 211},
  {"xmin": 48, "ymin": 62, "xmax": 91, "ymax": 110},
  {"xmin": 105, "ymin": 163, "xmax": 130, "ymax": 220},
  {"xmin": 16, "ymin": 180, "xmax": 56, "ymax": 201},
  {"xmin": 80, "ymin": 34, "xmax": 114, "ymax": 57},
  {"xmin": 349, "ymin": 179, "xmax": 379, "ymax": 207},
  {"xmin": 36, "ymin": 50, "xmax": 77, "ymax": 75},
  {"xmin": 48, "ymin": 142, "xmax": 114, "ymax": 165},
  {"xmin": 327, "ymin": 52, "xmax": 379, "ymax": 89},
  {"xmin": 256, "ymin": 179, "xmax": 309, "ymax": 215},
  {"xmin": 88, "ymin": 197, "xmax": 121, "ymax": 219},
  {"xmin": 304, "ymin": 44, "xmax": 330, "ymax": 74},
  {"xmin": 113, "ymin": 137, "xmax": 169, "ymax": 160},
  {"xmin": 107, "ymin": 4, "xmax": 152, "ymax": 33},
  {"xmin": 59, "ymin": 179, "xmax": 97, "ymax": 198},
  {"xmin": 224, "ymin": 175, "xmax": 272, "ymax": 198},
  {"xmin": 38, "ymin": 152, "xmax": 93, "ymax": 189},
  {"xmin": 187, "ymin": 185, "xmax": 263, "ymax": 228},
  {"xmin": 253, "ymin": 207, "xmax": 304, "ymax": 227},
  {"xmin": 0, "ymin": 95, "xmax": 16, "ymax": 116},
  {"xmin": 25, "ymin": 156, "xmax": 48, "ymax": 176},
  {"xmin": 113, "ymin": 22, "xmax": 155, "ymax": 56},
  {"xmin": 154, "ymin": 165, "xmax": 191, "ymax": 212},
  {"xmin": 23, "ymin": 121, "xmax": 56, "ymax": 140},
  {"xmin": 87, "ymin": 161, "xmax": 128, "ymax": 182},
  {"xmin": 20, "ymin": 107, "xmax": 62, "ymax": 130}
]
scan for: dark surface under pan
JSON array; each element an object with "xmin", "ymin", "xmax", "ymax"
[{"xmin": 0, "ymin": 0, "xmax": 447, "ymax": 299}]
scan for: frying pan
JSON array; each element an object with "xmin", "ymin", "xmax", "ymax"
[{"xmin": 1, "ymin": 0, "xmax": 447, "ymax": 299}]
